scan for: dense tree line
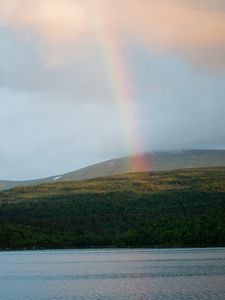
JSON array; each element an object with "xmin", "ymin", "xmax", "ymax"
[{"xmin": 0, "ymin": 190, "xmax": 225, "ymax": 250}]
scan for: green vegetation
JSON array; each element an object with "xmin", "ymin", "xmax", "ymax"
[{"xmin": 0, "ymin": 167, "xmax": 225, "ymax": 250}]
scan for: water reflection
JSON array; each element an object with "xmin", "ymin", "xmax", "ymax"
[{"xmin": 0, "ymin": 248, "xmax": 225, "ymax": 299}]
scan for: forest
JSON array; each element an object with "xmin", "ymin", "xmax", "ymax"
[{"xmin": 0, "ymin": 167, "xmax": 225, "ymax": 250}]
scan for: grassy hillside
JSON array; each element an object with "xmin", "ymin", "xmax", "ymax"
[
  {"xmin": 1, "ymin": 150, "xmax": 225, "ymax": 191},
  {"xmin": 61, "ymin": 150, "xmax": 225, "ymax": 181},
  {"xmin": 0, "ymin": 167, "xmax": 225, "ymax": 250}
]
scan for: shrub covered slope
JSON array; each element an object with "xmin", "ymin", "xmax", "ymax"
[{"xmin": 0, "ymin": 167, "xmax": 225, "ymax": 249}]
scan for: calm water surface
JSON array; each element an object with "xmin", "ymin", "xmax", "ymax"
[{"xmin": 0, "ymin": 248, "xmax": 225, "ymax": 300}]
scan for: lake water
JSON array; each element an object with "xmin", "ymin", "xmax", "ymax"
[{"xmin": 0, "ymin": 248, "xmax": 225, "ymax": 300}]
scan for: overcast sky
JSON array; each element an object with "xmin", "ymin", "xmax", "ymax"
[{"xmin": 0, "ymin": 0, "xmax": 225, "ymax": 180}]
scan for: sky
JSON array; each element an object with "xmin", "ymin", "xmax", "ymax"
[{"xmin": 0, "ymin": 0, "xmax": 225, "ymax": 180}]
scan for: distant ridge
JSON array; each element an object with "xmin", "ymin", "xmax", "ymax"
[{"xmin": 1, "ymin": 149, "xmax": 225, "ymax": 190}]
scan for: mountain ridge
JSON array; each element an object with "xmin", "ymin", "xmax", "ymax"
[{"xmin": 1, "ymin": 149, "xmax": 225, "ymax": 190}]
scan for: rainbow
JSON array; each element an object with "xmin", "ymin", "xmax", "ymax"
[{"xmin": 85, "ymin": 1, "xmax": 150, "ymax": 172}]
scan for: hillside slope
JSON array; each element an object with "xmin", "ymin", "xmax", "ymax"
[
  {"xmin": 0, "ymin": 167, "xmax": 225, "ymax": 250},
  {"xmin": 61, "ymin": 149, "xmax": 225, "ymax": 181},
  {"xmin": 1, "ymin": 149, "xmax": 225, "ymax": 190}
]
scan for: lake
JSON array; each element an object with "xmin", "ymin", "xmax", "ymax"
[{"xmin": 0, "ymin": 248, "xmax": 225, "ymax": 299}]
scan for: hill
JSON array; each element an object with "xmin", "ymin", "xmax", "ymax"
[
  {"xmin": 1, "ymin": 149, "xmax": 225, "ymax": 190},
  {"xmin": 61, "ymin": 149, "xmax": 225, "ymax": 180},
  {"xmin": 0, "ymin": 167, "xmax": 225, "ymax": 250}
]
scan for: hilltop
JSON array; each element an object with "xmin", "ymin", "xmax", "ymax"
[{"xmin": 1, "ymin": 149, "xmax": 225, "ymax": 190}]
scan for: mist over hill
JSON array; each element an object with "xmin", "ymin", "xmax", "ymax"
[{"xmin": 1, "ymin": 150, "xmax": 225, "ymax": 190}]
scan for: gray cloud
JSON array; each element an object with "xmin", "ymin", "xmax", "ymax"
[
  {"xmin": 0, "ymin": 2, "xmax": 225, "ymax": 180},
  {"xmin": 0, "ymin": 29, "xmax": 112, "ymax": 101},
  {"xmin": 0, "ymin": 87, "xmax": 126, "ymax": 180}
]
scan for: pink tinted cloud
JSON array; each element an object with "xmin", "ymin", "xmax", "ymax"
[{"xmin": 0, "ymin": 0, "xmax": 225, "ymax": 68}]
